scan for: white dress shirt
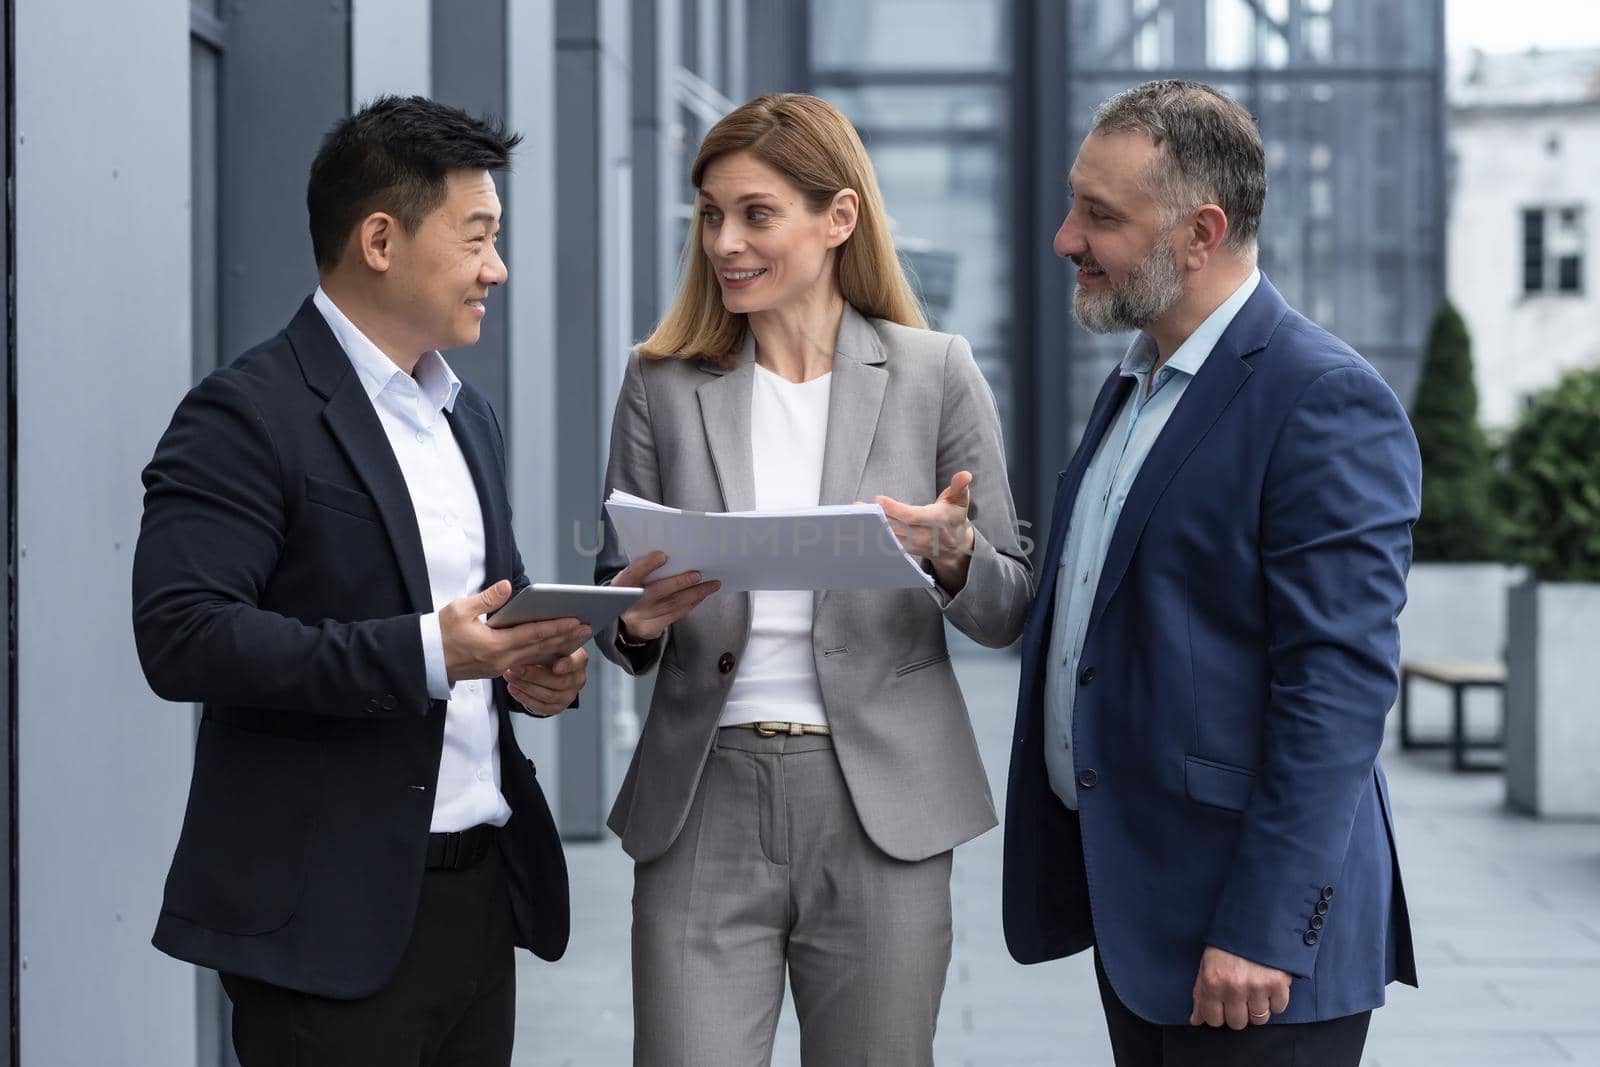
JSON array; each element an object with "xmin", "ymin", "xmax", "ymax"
[
  {"xmin": 1044, "ymin": 270, "xmax": 1261, "ymax": 809},
  {"xmin": 313, "ymin": 287, "xmax": 512, "ymax": 832},
  {"xmin": 719, "ymin": 364, "xmax": 832, "ymax": 728}
]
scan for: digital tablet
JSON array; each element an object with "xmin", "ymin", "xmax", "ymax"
[{"xmin": 485, "ymin": 582, "xmax": 644, "ymax": 637}]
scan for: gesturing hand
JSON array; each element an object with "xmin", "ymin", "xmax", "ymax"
[
  {"xmin": 1189, "ymin": 946, "xmax": 1291, "ymax": 1029},
  {"xmin": 875, "ymin": 470, "xmax": 977, "ymax": 592},
  {"xmin": 504, "ymin": 648, "xmax": 589, "ymax": 717},
  {"xmin": 613, "ymin": 551, "xmax": 720, "ymax": 644},
  {"xmin": 441, "ymin": 580, "xmax": 591, "ymax": 686}
]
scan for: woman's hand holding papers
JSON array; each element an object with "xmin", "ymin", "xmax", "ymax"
[
  {"xmin": 875, "ymin": 471, "xmax": 977, "ymax": 595},
  {"xmin": 614, "ymin": 551, "xmax": 722, "ymax": 643}
]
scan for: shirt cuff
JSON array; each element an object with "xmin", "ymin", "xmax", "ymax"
[{"xmin": 420, "ymin": 612, "xmax": 452, "ymax": 702}]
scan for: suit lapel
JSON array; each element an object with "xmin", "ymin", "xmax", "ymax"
[
  {"xmin": 287, "ymin": 298, "xmax": 432, "ymax": 616},
  {"xmin": 320, "ymin": 375, "xmax": 436, "ymax": 616},
  {"xmin": 816, "ymin": 306, "xmax": 888, "ymax": 507},
  {"xmin": 447, "ymin": 399, "xmax": 511, "ymax": 585},
  {"xmin": 1026, "ymin": 365, "xmax": 1130, "ymax": 653},
  {"xmin": 695, "ymin": 333, "xmax": 757, "ymax": 513},
  {"xmin": 1084, "ymin": 277, "xmax": 1288, "ymax": 638}
]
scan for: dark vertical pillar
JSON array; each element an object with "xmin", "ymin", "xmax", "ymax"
[
  {"xmin": 555, "ymin": 0, "xmax": 631, "ymax": 839},
  {"xmin": 744, "ymin": 0, "xmax": 808, "ymax": 93},
  {"xmin": 1025, "ymin": 0, "xmax": 1074, "ymax": 555},
  {"xmin": 432, "ymin": 0, "xmax": 511, "ymax": 424},
  {"xmin": 220, "ymin": 0, "xmax": 350, "ymax": 359}
]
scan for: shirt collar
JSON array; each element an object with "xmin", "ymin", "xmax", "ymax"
[
  {"xmin": 312, "ymin": 286, "xmax": 461, "ymax": 415},
  {"xmin": 1119, "ymin": 268, "xmax": 1262, "ymax": 383}
]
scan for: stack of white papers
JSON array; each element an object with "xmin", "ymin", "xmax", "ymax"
[{"xmin": 604, "ymin": 490, "xmax": 935, "ymax": 592}]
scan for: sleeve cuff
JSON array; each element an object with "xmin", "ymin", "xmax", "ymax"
[{"xmin": 420, "ymin": 612, "xmax": 452, "ymax": 702}]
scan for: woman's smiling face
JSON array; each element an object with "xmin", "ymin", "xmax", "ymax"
[{"xmin": 697, "ymin": 151, "xmax": 846, "ymax": 317}]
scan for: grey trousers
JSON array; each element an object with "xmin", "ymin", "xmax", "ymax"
[{"xmin": 631, "ymin": 728, "xmax": 954, "ymax": 1067}]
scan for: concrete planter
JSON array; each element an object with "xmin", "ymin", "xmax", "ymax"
[
  {"xmin": 1400, "ymin": 563, "xmax": 1523, "ymax": 741},
  {"xmin": 1505, "ymin": 580, "xmax": 1600, "ymax": 818},
  {"xmin": 1402, "ymin": 563, "xmax": 1522, "ymax": 662}
]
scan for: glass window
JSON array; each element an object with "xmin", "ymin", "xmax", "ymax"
[
  {"xmin": 811, "ymin": 0, "xmax": 1007, "ymax": 72},
  {"xmin": 1522, "ymin": 206, "xmax": 1586, "ymax": 296},
  {"xmin": 1071, "ymin": 0, "xmax": 1439, "ymax": 71}
]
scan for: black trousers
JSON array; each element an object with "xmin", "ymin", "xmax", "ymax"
[
  {"xmin": 1095, "ymin": 951, "xmax": 1371, "ymax": 1067},
  {"xmin": 222, "ymin": 839, "xmax": 517, "ymax": 1067}
]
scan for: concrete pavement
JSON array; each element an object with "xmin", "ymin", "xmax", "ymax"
[{"xmin": 514, "ymin": 649, "xmax": 1600, "ymax": 1065}]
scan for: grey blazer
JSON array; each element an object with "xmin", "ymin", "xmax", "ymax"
[{"xmin": 596, "ymin": 305, "xmax": 1034, "ymax": 863}]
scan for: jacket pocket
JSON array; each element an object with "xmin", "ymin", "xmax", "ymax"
[
  {"xmin": 1184, "ymin": 755, "xmax": 1256, "ymax": 813},
  {"xmin": 162, "ymin": 721, "xmax": 320, "ymax": 935},
  {"xmin": 895, "ymin": 652, "xmax": 951, "ymax": 677},
  {"xmin": 304, "ymin": 474, "xmax": 381, "ymax": 524}
]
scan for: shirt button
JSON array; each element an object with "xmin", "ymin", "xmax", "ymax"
[
  {"xmin": 467, "ymin": 681, "xmax": 479, "ymax": 693},
  {"xmin": 1080, "ymin": 571, "xmax": 1090, "ymax": 584},
  {"xmin": 414, "ymin": 430, "xmax": 426, "ymax": 443},
  {"xmin": 475, "ymin": 767, "xmax": 489, "ymax": 782}
]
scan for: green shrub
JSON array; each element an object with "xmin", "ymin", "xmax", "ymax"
[
  {"xmin": 1409, "ymin": 302, "xmax": 1503, "ymax": 561},
  {"xmin": 1501, "ymin": 366, "xmax": 1600, "ymax": 582}
]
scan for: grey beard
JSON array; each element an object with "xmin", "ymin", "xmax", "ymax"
[{"xmin": 1072, "ymin": 240, "xmax": 1184, "ymax": 334}]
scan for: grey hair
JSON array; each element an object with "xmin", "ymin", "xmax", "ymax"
[{"xmin": 1092, "ymin": 80, "xmax": 1265, "ymax": 256}]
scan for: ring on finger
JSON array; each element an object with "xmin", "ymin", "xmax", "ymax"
[{"xmin": 1248, "ymin": 1009, "xmax": 1270, "ymax": 1021}]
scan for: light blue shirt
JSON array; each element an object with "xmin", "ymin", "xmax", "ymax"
[{"xmin": 1044, "ymin": 270, "xmax": 1260, "ymax": 809}]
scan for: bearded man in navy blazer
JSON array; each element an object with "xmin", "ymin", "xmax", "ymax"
[
  {"xmin": 1002, "ymin": 81, "xmax": 1420, "ymax": 1067},
  {"xmin": 134, "ymin": 97, "xmax": 588, "ymax": 1065}
]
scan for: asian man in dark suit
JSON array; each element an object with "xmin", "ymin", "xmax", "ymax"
[
  {"xmin": 133, "ymin": 96, "xmax": 586, "ymax": 1066},
  {"xmin": 1002, "ymin": 81, "xmax": 1421, "ymax": 1067}
]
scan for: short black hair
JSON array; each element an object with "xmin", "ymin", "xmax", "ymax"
[{"xmin": 306, "ymin": 95, "xmax": 522, "ymax": 270}]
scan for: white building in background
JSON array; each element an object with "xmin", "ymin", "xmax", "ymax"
[{"xmin": 1448, "ymin": 47, "xmax": 1600, "ymax": 429}]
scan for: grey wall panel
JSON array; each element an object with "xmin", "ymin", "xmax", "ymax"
[
  {"xmin": 432, "ymin": 0, "xmax": 510, "ymax": 427},
  {"xmin": 1, "ymin": 0, "xmax": 14, "ymax": 1059},
  {"xmin": 352, "ymin": 0, "xmax": 431, "ymax": 104},
  {"xmin": 14, "ymin": 0, "xmax": 199, "ymax": 1062},
  {"xmin": 221, "ymin": 0, "xmax": 349, "ymax": 359}
]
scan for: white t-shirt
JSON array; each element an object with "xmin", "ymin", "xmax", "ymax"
[{"xmin": 719, "ymin": 364, "xmax": 833, "ymax": 728}]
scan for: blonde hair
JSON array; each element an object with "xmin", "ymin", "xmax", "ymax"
[{"xmin": 637, "ymin": 93, "xmax": 926, "ymax": 361}]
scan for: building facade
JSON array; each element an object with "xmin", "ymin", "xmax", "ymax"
[{"xmin": 1448, "ymin": 47, "xmax": 1600, "ymax": 429}]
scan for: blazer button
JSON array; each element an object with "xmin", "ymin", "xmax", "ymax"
[
  {"xmin": 381, "ymin": 694, "xmax": 397, "ymax": 710},
  {"xmin": 1303, "ymin": 929, "xmax": 1321, "ymax": 947},
  {"xmin": 1315, "ymin": 899, "xmax": 1329, "ymax": 916},
  {"xmin": 1077, "ymin": 768, "xmax": 1098, "ymax": 790},
  {"xmin": 1321, "ymin": 885, "xmax": 1336, "ymax": 901},
  {"xmin": 365, "ymin": 698, "xmax": 380, "ymax": 713},
  {"xmin": 718, "ymin": 652, "xmax": 736, "ymax": 675},
  {"xmin": 1309, "ymin": 914, "xmax": 1325, "ymax": 931},
  {"xmin": 1078, "ymin": 666, "xmax": 1096, "ymax": 686}
]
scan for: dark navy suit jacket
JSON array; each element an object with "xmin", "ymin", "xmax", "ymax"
[
  {"xmin": 132, "ymin": 298, "xmax": 568, "ymax": 998},
  {"xmin": 1002, "ymin": 276, "xmax": 1421, "ymax": 1025}
]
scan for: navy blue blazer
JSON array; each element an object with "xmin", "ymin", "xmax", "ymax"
[
  {"xmin": 133, "ymin": 298, "xmax": 568, "ymax": 998},
  {"xmin": 1002, "ymin": 276, "xmax": 1421, "ymax": 1025}
]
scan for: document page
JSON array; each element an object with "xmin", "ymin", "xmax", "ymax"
[{"xmin": 604, "ymin": 490, "xmax": 935, "ymax": 592}]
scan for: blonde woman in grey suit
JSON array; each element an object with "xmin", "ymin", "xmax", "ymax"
[{"xmin": 595, "ymin": 93, "xmax": 1033, "ymax": 1067}]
